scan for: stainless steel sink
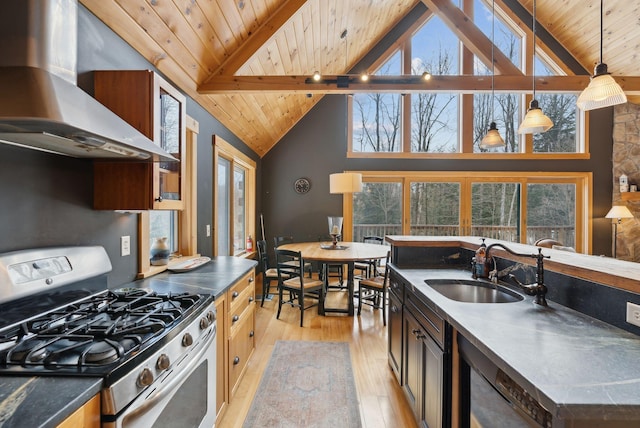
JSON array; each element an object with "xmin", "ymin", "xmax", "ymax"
[{"xmin": 424, "ymin": 279, "xmax": 524, "ymax": 303}]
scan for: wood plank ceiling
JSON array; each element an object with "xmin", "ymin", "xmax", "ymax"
[{"xmin": 80, "ymin": 0, "xmax": 640, "ymax": 157}]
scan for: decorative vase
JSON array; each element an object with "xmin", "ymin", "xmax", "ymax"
[
  {"xmin": 328, "ymin": 216, "xmax": 343, "ymax": 246},
  {"xmin": 150, "ymin": 237, "xmax": 170, "ymax": 266}
]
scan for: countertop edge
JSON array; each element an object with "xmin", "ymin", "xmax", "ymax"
[
  {"xmin": 0, "ymin": 256, "xmax": 257, "ymax": 427},
  {"xmin": 393, "ymin": 265, "xmax": 640, "ymax": 422}
]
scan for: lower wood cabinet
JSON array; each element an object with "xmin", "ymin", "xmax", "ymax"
[
  {"xmin": 215, "ymin": 270, "xmax": 256, "ymax": 424},
  {"xmin": 388, "ymin": 270, "xmax": 403, "ymax": 383},
  {"xmin": 57, "ymin": 393, "xmax": 100, "ymax": 428},
  {"xmin": 390, "ymin": 266, "xmax": 451, "ymax": 428}
]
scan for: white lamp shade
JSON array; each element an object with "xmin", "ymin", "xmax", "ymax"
[
  {"xmin": 518, "ymin": 102, "xmax": 554, "ymax": 134},
  {"xmin": 605, "ymin": 205, "xmax": 633, "ymax": 219},
  {"xmin": 330, "ymin": 172, "xmax": 363, "ymax": 194},
  {"xmin": 577, "ymin": 72, "xmax": 627, "ymax": 111},
  {"xmin": 480, "ymin": 123, "xmax": 505, "ymax": 149}
]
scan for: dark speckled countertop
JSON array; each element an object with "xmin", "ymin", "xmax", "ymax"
[
  {"xmin": 394, "ymin": 266, "xmax": 640, "ymax": 425},
  {"xmin": 0, "ymin": 256, "xmax": 256, "ymax": 428},
  {"xmin": 133, "ymin": 256, "xmax": 257, "ymax": 297}
]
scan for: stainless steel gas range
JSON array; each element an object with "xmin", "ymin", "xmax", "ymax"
[{"xmin": 0, "ymin": 246, "xmax": 217, "ymax": 427}]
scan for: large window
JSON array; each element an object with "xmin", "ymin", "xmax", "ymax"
[
  {"xmin": 353, "ymin": 181, "xmax": 402, "ymax": 242},
  {"xmin": 353, "ymin": 52, "xmax": 402, "ymax": 153},
  {"xmin": 345, "ymin": 172, "xmax": 588, "ymax": 253},
  {"xmin": 348, "ymin": 0, "xmax": 585, "ymax": 157},
  {"xmin": 214, "ymin": 135, "xmax": 256, "ymax": 257}
]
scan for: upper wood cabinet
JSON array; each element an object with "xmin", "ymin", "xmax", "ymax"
[{"xmin": 93, "ymin": 70, "xmax": 186, "ymax": 210}]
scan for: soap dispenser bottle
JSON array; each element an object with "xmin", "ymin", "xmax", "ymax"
[{"xmin": 472, "ymin": 238, "xmax": 488, "ymax": 278}]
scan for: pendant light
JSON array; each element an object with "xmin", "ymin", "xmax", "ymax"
[
  {"xmin": 518, "ymin": 0, "xmax": 553, "ymax": 134},
  {"xmin": 576, "ymin": 0, "xmax": 627, "ymax": 111},
  {"xmin": 480, "ymin": 0, "xmax": 505, "ymax": 149}
]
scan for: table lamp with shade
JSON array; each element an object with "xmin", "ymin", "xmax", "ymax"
[
  {"xmin": 327, "ymin": 172, "xmax": 362, "ymax": 247},
  {"xmin": 605, "ymin": 205, "xmax": 634, "ymax": 258}
]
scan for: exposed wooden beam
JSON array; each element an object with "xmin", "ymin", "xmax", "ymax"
[
  {"xmin": 198, "ymin": 74, "xmax": 640, "ymax": 94},
  {"xmin": 206, "ymin": 0, "xmax": 308, "ymax": 78},
  {"xmin": 421, "ymin": 0, "xmax": 523, "ymax": 76}
]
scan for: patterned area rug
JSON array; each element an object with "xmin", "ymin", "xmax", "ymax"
[{"xmin": 242, "ymin": 340, "xmax": 362, "ymax": 428}]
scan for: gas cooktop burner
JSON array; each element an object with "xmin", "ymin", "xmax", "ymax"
[{"xmin": 0, "ymin": 288, "xmax": 208, "ymax": 374}]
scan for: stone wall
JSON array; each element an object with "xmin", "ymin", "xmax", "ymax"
[{"xmin": 613, "ymin": 103, "xmax": 640, "ymax": 261}]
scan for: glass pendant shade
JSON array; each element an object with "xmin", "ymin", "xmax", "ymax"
[
  {"xmin": 518, "ymin": 0, "xmax": 552, "ymax": 135},
  {"xmin": 577, "ymin": 63, "xmax": 627, "ymax": 111},
  {"xmin": 518, "ymin": 99, "xmax": 553, "ymax": 134},
  {"xmin": 480, "ymin": 122, "xmax": 505, "ymax": 148}
]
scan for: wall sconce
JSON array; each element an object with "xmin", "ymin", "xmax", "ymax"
[
  {"xmin": 329, "ymin": 172, "xmax": 362, "ymax": 194},
  {"xmin": 605, "ymin": 205, "xmax": 633, "ymax": 258}
]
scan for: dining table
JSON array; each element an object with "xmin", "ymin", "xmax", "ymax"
[{"xmin": 277, "ymin": 241, "xmax": 389, "ymax": 316}]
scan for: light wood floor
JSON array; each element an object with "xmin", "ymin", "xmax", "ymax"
[{"xmin": 217, "ymin": 277, "xmax": 418, "ymax": 428}]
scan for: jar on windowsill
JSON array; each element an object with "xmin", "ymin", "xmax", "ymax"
[{"xmin": 150, "ymin": 237, "xmax": 170, "ymax": 265}]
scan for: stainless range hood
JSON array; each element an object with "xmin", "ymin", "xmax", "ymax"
[{"xmin": 0, "ymin": 0, "xmax": 176, "ymax": 162}]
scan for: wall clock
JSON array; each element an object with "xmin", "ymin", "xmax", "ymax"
[{"xmin": 294, "ymin": 177, "xmax": 311, "ymax": 194}]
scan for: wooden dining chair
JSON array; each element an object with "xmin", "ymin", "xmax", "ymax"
[
  {"xmin": 273, "ymin": 235, "xmax": 313, "ymax": 277},
  {"xmin": 354, "ymin": 236, "xmax": 384, "ymax": 279},
  {"xmin": 275, "ymin": 249, "xmax": 324, "ymax": 327},
  {"xmin": 257, "ymin": 239, "xmax": 280, "ymax": 307},
  {"xmin": 357, "ymin": 250, "xmax": 391, "ymax": 325}
]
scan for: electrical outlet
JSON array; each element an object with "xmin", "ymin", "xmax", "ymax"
[
  {"xmin": 121, "ymin": 236, "xmax": 131, "ymax": 256},
  {"xmin": 626, "ymin": 302, "xmax": 640, "ymax": 327},
  {"xmin": 206, "ymin": 224, "xmax": 211, "ymax": 237}
]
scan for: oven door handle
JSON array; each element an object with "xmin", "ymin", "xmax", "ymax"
[{"xmin": 121, "ymin": 326, "xmax": 216, "ymax": 423}]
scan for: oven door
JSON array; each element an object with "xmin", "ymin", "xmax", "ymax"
[
  {"xmin": 459, "ymin": 336, "xmax": 552, "ymax": 428},
  {"xmin": 105, "ymin": 325, "xmax": 216, "ymax": 428}
]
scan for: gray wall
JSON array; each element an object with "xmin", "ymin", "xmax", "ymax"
[
  {"xmin": 261, "ymin": 95, "xmax": 614, "ymax": 257},
  {"xmin": 0, "ymin": 6, "xmax": 259, "ymax": 287}
]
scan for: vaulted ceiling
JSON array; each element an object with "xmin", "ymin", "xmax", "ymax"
[{"xmin": 80, "ymin": 0, "xmax": 640, "ymax": 157}]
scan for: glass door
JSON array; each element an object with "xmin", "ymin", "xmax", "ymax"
[
  {"xmin": 470, "ymin": 182, "xmax": 521, "ymax": 241},
  {"xmin": 217, "ymin": 157, "xmax": 231, "ymax": 256},
  {"xmin": 410, "ymin": 181, "xmax": 461, "ymax": 236},
  {"xmin": 352, "ymin": 181, "xmax": 402, "ymax": 242}
]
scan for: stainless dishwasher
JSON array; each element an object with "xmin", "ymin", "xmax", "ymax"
[{"xmin": 459, "ymin": 335, "xmax": 552, "ymax": 428}]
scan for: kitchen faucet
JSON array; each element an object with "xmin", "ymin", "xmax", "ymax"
[{"xmin": 485, "ymin": 243, "xmax": 550, "ymax": 306}]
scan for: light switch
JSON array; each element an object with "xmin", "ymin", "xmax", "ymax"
[{"xmin": 121, "ymin": 236, "xmax": 131, "ymax": 256}]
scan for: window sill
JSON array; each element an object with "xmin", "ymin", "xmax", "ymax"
[
  {"xmin": 136, "ymin": 254, "xmax": 201, "ymax": 279},
  {"xmin": 237, "ymin": 251, "xmax": 256, "ymax": 259}
]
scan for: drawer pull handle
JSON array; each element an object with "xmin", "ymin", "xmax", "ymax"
[
  {"xmin": 232, "ymin": 315, "xmax": 239, "ymax": 323},
  {"xmin": 232, "ymin": 291, "xmax": 239, "ymax": 299},
  {"xmin": 248, "ymin": 277, "xmax": 254, "ymax": 283},
  {"xmin": 248, "ymin": 296, "xmax": 254, "ymax": 303},
  {"xmin": 249, "ymin": 330, "xmax": 254, "ymax": 338},
  {"xmin": 155, "ymin": 196, "xmax": 163, "ymax": 202},
  {"xmin": 412, "ymin": 328, "xmax": 421, "ymax": 335},
  {"xmin": 391, "ymin": 305, "xmax": 399, "ymax": 313},
  {"xmin": 233, "ymin": 356, "xmax": 240, "ymax": 365}
]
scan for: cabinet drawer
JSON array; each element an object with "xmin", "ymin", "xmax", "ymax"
[
  {"xmin": 228, "ymin": 310, "xmax": 255, "ymax": 398},
  {"xmin": 229, "ymin": 271, "xmax": 255, "ymax": 309},
  {"xmin": 228, "ymin": 285, "xmax": 255, "ymax": 337},
  {"xmin": 389, "ymin": 269, "xmax": 404, "ymax": 301},
  {"xmin": 406, "ymin": 289, "xmax": 448, "ymax": 350}
]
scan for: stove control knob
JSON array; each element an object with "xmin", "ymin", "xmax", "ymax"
[
  {"xmin": 182, "ymin": 332, "xmax": 193, "ymax": 347},
  {"xmin": 207, "ymin": 310, "xmax": 216, "ymax": 323},
  {"xmin": 200, "ymin": 317, "xmax": 210, "ymax": 329},
  {"xmin": 156, "ymin": 354, "xmax": 170, "ymax": 371},
  {"xmin": 137, "ymin": 368, "xmax": 154, "ymax": 387}
]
